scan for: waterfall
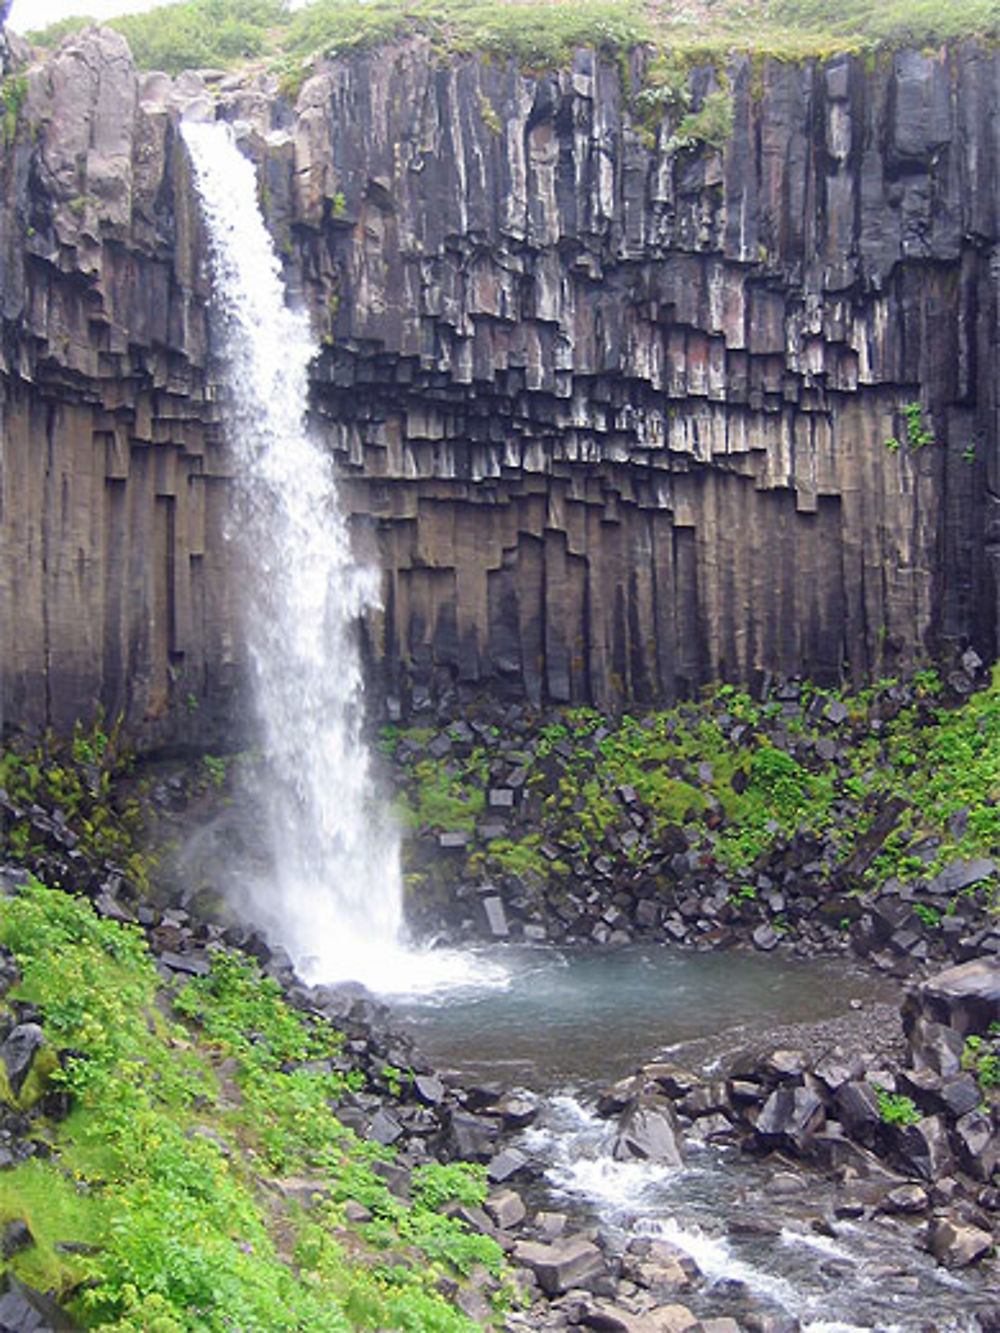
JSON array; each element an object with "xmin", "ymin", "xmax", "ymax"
[{"xmin": 182, "ymin": 119, "xmax": 460, "ymax": 993}]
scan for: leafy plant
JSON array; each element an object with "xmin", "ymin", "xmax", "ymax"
[
  {"xmin": 963, "ymin": 1035, "xmax": 1000, "ymax": 1089},
  {"xmin": 900, "ymin": 400, "xmax": 934, "ymax": 449},
  {"xmin": 874, "ymin": 1085, "xmax": 920, "ymax": 1127}
]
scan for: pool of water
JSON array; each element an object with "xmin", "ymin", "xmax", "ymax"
[{"xmin": 394, "ymin": 943, "xmax": 892, "ymax": 1090}]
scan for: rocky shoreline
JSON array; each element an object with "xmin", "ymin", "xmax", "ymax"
[
  {"xmin": 4, "ymin": 832, "xmax": 1000, "ymax": 1330},
  {"xmin": 4, "ymin": 664, "xmax": 1000, "ymax": 1328}
]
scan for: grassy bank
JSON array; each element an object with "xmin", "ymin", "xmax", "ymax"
[{"xmin": 0, "ymin": 880, "xmax": 507, "ymax": 1330}]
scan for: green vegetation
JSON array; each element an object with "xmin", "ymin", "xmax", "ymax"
[
  {"xmin": 387, "ymin": 665, "xmax": 1000, "ymax": 904},
  {"xmin": 1, "ymin": 74, "xmax": 28, "ymax": 148},
  {"xmin": 0, "ymin": 717, "xmax": 150, "ymax": 891},
  {"xmin": 667, "ymin": 88, "xmax": 734, "ymax": 154},
  {"xmin": 873, "ymin": 1085, "xmax": 921, "ymax": 1127},
  {"xmin": 393, "ymin": 744, "xmax": 488, "ymax": 832},
  {"xmin": 963, "ymin": 1030, "xmax": 1000, "ymax": 1089},
  {"xmin": 885, "ymin": 401, "xmax": 934, "ymax": 453},
  {"xmin": 0, "ymin": 879, "xmax": 506, "ymax": 1330},
  {"xmin": 25, "ymin": 0, "xmax": 1000, "ymax": 81}
]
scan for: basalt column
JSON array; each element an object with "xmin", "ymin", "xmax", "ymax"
[{"xmin": 1, "ymin": 30, "xmax": 999, "ymax": 737}]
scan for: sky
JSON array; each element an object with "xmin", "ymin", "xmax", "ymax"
[{"xmin": 6, "ymin": 0, "xmax": 160, "ymax": 33}]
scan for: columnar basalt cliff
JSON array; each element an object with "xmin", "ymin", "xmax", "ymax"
[{"xmin": 1, "ymin": 27, "xmax": 998, "ymax": 741}]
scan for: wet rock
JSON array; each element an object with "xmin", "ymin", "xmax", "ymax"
[
  {"xmin": 482, "ymin": 896, "xmax": 509, "ymax": 938},
  {"xmin": 645, "ymin": 1306, "xmax": 701, "ymax": 1333},
  {"xmin": 534, "ymin": 1211, "xmax": 568, "ymax": 1239},
  {"xmin": 688, "ymin": 1111, "xmax": 738, "ymax": 1144},
  {"xmin": 834, "ymin": 1080, "xmax": 882, "ymax": 1148},
  {"xmin": 620, "ymin": 1237, "xmax": 698, "ymax": 1293},
  {"xmin": 448, "ymin": 1111, "xmax": 501, "ymax": 1160},
  {"xmin": 577, "ymin": 1299, "xmax": 653, "ymax": 1332},
  {"xmin": 744, "ymin": 1315, "xmax": 801, "ymax": 1333},
  {"xmin": 598, "ymin": 1075, "xmax": 645, "ymax": 1118},
  {"xmin": 487, "ymin": 1146, "xmax": 529, "ymax": 1184},
  {"xmin": 512, "ymin": 1235, "xmax": 607, "ymax": 1294},
  {"xmin": 760, "ymin": 1049, "xmax": 809, "ymax": 1081},
  {"xmin": 813, "ymin": 1047, "xmax": 865, "ymax": 1093},
  {"xmin": 751, "ymin": 924, "xmax": 780, "ymax": 952},
  {"xmin": 879, "ymin": 1183, "xmax": 930, "ymax": 1214},
  {"xmin": 613, "ymin": 1096, "xmax": 684, "ymax": 1166},
  {"xmin": 414, "ymin": 1072, "xmax": 446, "ymax": 1105},
  {"xmin": 498, "ymin": 1094, "xmax": 537, "ymax": 1129},
  {"xmin": 906, "ymin": 1015, "xmax": 965, "ymax": 1077},
  {"xmin": 892, "ymin": 1115, "xmax": 953, "ymax": 1182},
  {"xmin": 640, "ymin": 1064, "xmax": 699, "ymax": 1099},
  {"xmin": 755, "ymin": 1086, "xmax": 825, "ymax": 1152},
  {"xmin": 927, "ymin": 1216, "xmax": 994, "ymax": 1267}
]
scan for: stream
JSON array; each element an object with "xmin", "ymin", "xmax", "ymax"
[{"xmin": 394, "ymin": 945, "xmax": 994, "ymax": 1332}]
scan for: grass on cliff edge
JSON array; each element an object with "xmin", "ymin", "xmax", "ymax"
[
  {"xmin": 0, "ymin": 879, "xmax": 507, "ymax": 1331},
  {"xmin": 24, "ymin": 0, "xmax": 1000, "ymax": 76}
]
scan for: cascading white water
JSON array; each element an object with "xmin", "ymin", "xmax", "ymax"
[{"xmin": 182, "ymin": 119, "xmax": 496, "ymax": 995}]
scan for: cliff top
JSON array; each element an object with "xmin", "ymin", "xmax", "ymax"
[{"xmin": 19, "ymin": 0, "xmax": 1000, "ymax": 78}]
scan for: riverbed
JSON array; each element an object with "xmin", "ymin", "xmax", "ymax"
[{"xmin": 394, "ymin": 944, "xmax": 992, "ymax": 1333}]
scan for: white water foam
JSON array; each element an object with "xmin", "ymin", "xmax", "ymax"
[{"xmin": 181, "ymin": 120, "xmax": 505, "ymax": 998}]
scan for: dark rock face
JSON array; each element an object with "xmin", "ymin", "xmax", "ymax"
[
  {"xmin": 3, "ymin": 32, "xmax": 1000, "ymax": 738},
  {"xmin": 905, "ymin": 956, "xmax": 1000, "ymax": 1037}
]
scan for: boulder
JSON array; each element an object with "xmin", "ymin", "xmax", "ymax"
[
  {"xmin": 907, "ymin": 956, "xmax": 1000, "ymax": 1037},
  {"xmin": 834, "ymin": 1080, "xmax": 882, "ymax": 1147},
  {"xmin": 755, "ymin": 1086, "xmax": 825, "ymax": 1152},
  {"xmin": 481, "ymin": 895, "xmax": 509, "ymax": 938},
  {"xmin": 485, "ymin": 1189, "xmax": 526, "ymax": 1230},
  {"xmin": 487, "ymin": 1146, "xmax": 529, "ymax": 1184},
  {"xmin": 621, "ymin": 1237, "xmax": 698, "ymax": 1293},
  {"xmin": 512, "ymin": 1235, "xmax": 607, "ymax": 1294},
  {"xmin": 953, "ymin": 1108, "xmax": 1000, "ymax": 1181},
  {"xmin": 613, "ymin": 1096, "xmax": 684, "ymax": 1166},
  {"xmin": 879, "ymin": 1184, "xmax": 930, "ymax": 1214},
  {"xmin": 447, "ymin": 1111, "xmax": 501, "ymax": 1160},
  {"xmin": 926, "ymin": 859, "xmax": 997, "ymax": 896},
  {"xmin": 813, "ymin": 1046, "xmax": 866, "ymax": 1093},
  {"xmin": 928, "ymin": 1217, "xmax": 994, "ymax": 1267},
  {"xmin": 906, "ymin": 1015, "xmax": 965, "ymax": 1077},
  {"xmin": 0, "ymin": 1023, "xmax": 44, "ymax": 1098},
  {"xmin": 892, "ymin": 1115, "xmax": 953, "ymax": 1182}
]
